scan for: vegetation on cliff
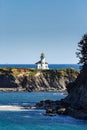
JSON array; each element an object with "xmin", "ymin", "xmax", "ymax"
[{"xmin": 0, "ymin": 68, "xmax": 79, "ymax": 92}]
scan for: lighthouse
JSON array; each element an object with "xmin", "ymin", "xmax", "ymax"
[{"xmin": 35, "ymin": 53, "xmax": 49, "ymax": 69}]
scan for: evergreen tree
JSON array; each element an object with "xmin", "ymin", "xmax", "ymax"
[{"xmin": 76, "ymin": 34, "xmax": 87, "ymax": 65}]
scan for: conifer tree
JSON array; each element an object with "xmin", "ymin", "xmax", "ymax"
[{"xmin": 76, "ymin": 34, "xmax": 87, "ymax": 65}]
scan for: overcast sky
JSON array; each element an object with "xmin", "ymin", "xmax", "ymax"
[{"xmin": 0, "ymin": 0, "xmax": 87, "ymax": 64}]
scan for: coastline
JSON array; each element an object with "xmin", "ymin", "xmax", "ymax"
[{"xmin": 0, "ymin": 68, "xmax": 79, "ymax": 92}]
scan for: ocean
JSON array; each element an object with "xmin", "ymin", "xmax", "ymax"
[
  {"xmin": 0, "ymin": 64, "xmax": 86, "ymax": 130},
  {"xmin": 0, "ymin": 92, "xmax": 87, "ymax": 130},
  {"xmin": 0, "ymin": 64, "xmax": 80, "ymax": 70}
]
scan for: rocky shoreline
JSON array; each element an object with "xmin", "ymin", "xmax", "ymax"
[
  {"xmin": 0, "ymin": 68, "xmax": 79, "ymax": 92},
  {"xmin": 0, "ymin": 67, "xmax": 87, "ymax": 120},
  {"xmin": 35, "ymin": 65, "xmax": 87, "ymax": 120},
  {"xmin": 35, "ymin": 99, "xmax": 87, "ymax": 120}
]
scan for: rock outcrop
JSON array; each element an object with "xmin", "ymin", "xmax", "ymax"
[
  {"xmin": 36, "ymin": 65, "xmax": 87, "ymax": 120},
  {"xmin": 0, "ymin": 68, "xmax": 79, "ymax": 92},
  {"xmin": 63, "ymin": 64, "xmax": 87, "ymax": 119},
  {"xmin": 0, "ymin": 69, "xmax": 18, "ymax": 89}
]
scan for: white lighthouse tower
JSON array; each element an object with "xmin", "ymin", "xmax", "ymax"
[{"xmin": 35, "ymin": 53, "xmax": 49, "ymax": 69}]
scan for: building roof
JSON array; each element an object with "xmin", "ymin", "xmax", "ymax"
[{"xmin": 35, "ymin": 61, "xmax": 48, "ymax": 64}]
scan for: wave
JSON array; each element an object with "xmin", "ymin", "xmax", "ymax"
[{"xmin": 0, "ymin": 105, "xmax": 36, "ymax": 111}]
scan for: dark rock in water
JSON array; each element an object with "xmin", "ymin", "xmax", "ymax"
[
  {"xmin": 35, "ymin": 98, "xmax": 87, "ymax": 120},
  {"xmin": 35, "ymin": 65, "xmax": 87, "ymax": 120}
]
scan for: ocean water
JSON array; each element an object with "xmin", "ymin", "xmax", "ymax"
[
  {"xmin": 0, "ymin": 64, "xmax": 80, "ymax": 70},
  {"xmin": 0, "ymin": 92, "xmax": 87, "ymax": 130}
]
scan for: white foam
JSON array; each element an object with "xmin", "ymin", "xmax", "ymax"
[{"xmin": 0, "ymin": 105, "xmax": 31, "ymax": 111}]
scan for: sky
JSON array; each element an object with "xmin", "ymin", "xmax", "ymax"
[{"xmin": 0, "ymin": 0, "xmax": 87, "ymax": 64}]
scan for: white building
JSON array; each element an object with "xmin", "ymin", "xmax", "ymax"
[{"xmin": 35, "ymin": 53, "xmax": 49, "ymax": 69}]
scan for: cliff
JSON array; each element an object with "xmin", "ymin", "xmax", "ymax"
[
  {"xmin": 0, "ymin": 68, "xmax": 79, "ymax": 92},
  {"xmin": 36, "ymin": 65, "xmax": 87, "ymax": 119},
  {"xmin": 63, "ymin": 64, "xmax": 87, "ymax": 119}
]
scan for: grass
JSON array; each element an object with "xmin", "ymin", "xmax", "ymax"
[{"xmin": 0, "ymin": 68, "xmax": 79, "ymax": 78}]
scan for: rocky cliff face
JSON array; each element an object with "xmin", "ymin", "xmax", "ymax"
[
  {"xmin": 36, "ymin": 65, "xmax": 87, "ymax": 119},
  {"xmin": 0, "ymin": 69, "xmax": 18, "ymax": 89},
  {"xmin": 65, "ymin": 65, "xmax": 87, "ymax": 105},
  {"xmin": 0, "ymin": 68, "xmax": 79, "ymax": 92},
  {"xmin": 63, "ymin": 65, "xmax": 87, "ymax": 119}
]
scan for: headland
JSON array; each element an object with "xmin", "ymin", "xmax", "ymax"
[{"xmin": 0, "ymin": 68, "xmax": 79, "ymax": 92}]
